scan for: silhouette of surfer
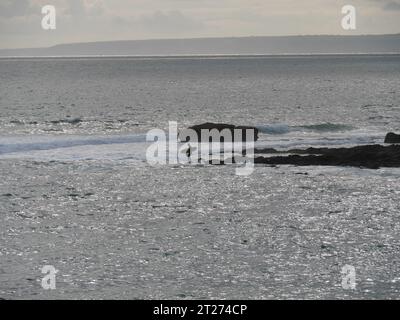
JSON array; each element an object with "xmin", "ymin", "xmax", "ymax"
[
  {"xmin": 185, "ymin": 144, "xmax": 200, "ymax": 164},
  {"xmin": 186, "ymin": 144, "xmax": 192, "ymax": 163}
]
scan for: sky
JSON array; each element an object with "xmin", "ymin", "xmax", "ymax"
[{"xmin": 0, "ymin": 0, "xmax": 400, "ymax": 49}]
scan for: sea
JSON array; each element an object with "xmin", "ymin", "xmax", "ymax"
[{"xmin": 0, "ymin": 54, "xmax": 400, "ymax": 299}]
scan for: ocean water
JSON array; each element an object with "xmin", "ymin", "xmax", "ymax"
[{"xmin": 0, "ymin": 55, "xmax": 400, "ymax": 299}]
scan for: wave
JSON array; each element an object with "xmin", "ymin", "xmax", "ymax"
[
  {"xmin": 298, "ymin": 123, "xmax": 355, "ymax": 132},
  {"xmin": 257, "ymin": 123, "xmax": 355, "ymax": 134},
  {"xmin": 256, "ymin": 124, "xmax": 291, "ymax": 134},
  {"xmin": 255, "ymin": 135, "xmax": 382, "ymax": 150},
  {"xmin": 0, "ymin": 134, "xmax": 147, "ymax": 155}
]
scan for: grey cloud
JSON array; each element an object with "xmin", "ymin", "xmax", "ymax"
[
  {"xmin": 0, "ymin": 0, "xmax": 37, "ymax": 18},
  {"xmin": 384, "ymin": 1, "xmax": 400, "ymax": 10},
  {"xmin": 370, "ymin": 0, "xmax": 400, "ymax": 10},
  {"xmin": 67, "ymin": 0, "xmax": 86, "ymax": 16},
  {"xmin": 64, "ymin": 0, "xmax": 104, "ymax": 17},
  {"xmin": 137, "ymin": 10, "xmax": 204, "ymax": 33}
]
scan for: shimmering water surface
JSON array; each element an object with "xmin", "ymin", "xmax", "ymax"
[{"xmin": 0, "ymin": 55, "xmax": 400, "ymax": 299}]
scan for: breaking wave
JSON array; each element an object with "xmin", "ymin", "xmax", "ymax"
[{"xmin": 257, "ymin": 123, "xmax": 355, "ymax": 134}]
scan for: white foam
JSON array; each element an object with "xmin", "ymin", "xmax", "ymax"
[
  {"xmin": 0, "ymin": 134, "xmax": 148, "ymax": 161},
  {"xmin": 256, "ymin": 128, "xmax": 384, "ymax": 150}
]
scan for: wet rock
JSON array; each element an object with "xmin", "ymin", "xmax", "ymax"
[
  {"xmin": 254, "ymin": 144, "xmax": 400, "ymax": 169},
  {"xmin": 384, "ymin": 132, "xmax": 400, "ymax": 144}
]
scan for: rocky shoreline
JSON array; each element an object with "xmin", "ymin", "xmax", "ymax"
[
  {"xmin": 254, "ymin": 144, "xmax": 400, "ymax": 169},
  {"xmin": 252, "ymin": 132, "xmax": 400, "ymax": 169},
  {"xmin": 185, "ymin": 123, "xmax": 400, "ymax": 170}
]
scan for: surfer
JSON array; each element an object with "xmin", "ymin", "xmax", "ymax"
[
  {"xmin": 185, "ymin": 144, "xmax": 201, "ymax": 164},
  {"xmin": 186, "ymin": 144, "xmax": 192, "ymax": 163}
]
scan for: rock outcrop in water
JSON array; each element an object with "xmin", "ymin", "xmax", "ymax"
[
  {"xmin": 203, "ymin": 131, "xmax": 400, "ymax": 169},
  {"xmin": 179, "ymin": 123, "xmax": 259, "ymax": 142},
  {"xmin": 384, "ymin": 132, "xmax": 400, "ymax": 144},
  {"xmin": 254, "ymin": 144, "xmax": 400, "ymax": 169}
]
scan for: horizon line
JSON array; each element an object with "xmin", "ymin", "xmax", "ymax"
[
  {"xmin": 2, "ymin": 53, "xmax": 400, "ymax": 60},
  {"xmin": 1, "ymin": 32, "xmax": 400, "ymax": 51}
]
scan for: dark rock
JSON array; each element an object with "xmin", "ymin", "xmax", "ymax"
[
  {"xmin": 254, "ymin": 144, "xmax": 400, "ymax": 169},
  {"xmin": 384, "ymin": 132, "xmax": 400, "ymax": 144},
  {"xmin": 179, "ymin": 122, "xmax": 259, "ymax": 143},
  {"xmin": 254, "ymin": 148, "xmax": 280, "ymax": 154}
]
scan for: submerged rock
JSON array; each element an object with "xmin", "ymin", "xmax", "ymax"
[
  {"xmin": 384, "ymin": 132, "xmax": 400, "ymax": 144},
  {"xmin": 179, "ymin": 122, "xmax": 259, "ymax": 142}
]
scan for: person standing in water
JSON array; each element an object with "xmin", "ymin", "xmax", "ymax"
[
  {"xmin": 186, "ymin": 144, "xmax": 192, "ymax": 164},
  {"xmin": 185, "ymin": 144, "xmax": 200, "ymax": 164}
]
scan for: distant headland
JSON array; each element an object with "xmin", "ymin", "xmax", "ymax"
[{"xmin": 1, "ymin": 34, "xmax": 400, "ymax": 57}]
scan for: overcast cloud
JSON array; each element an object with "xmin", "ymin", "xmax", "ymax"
[{"xmin": 0, "ymin": 0, "xmax": 399, "ymax": 49}]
